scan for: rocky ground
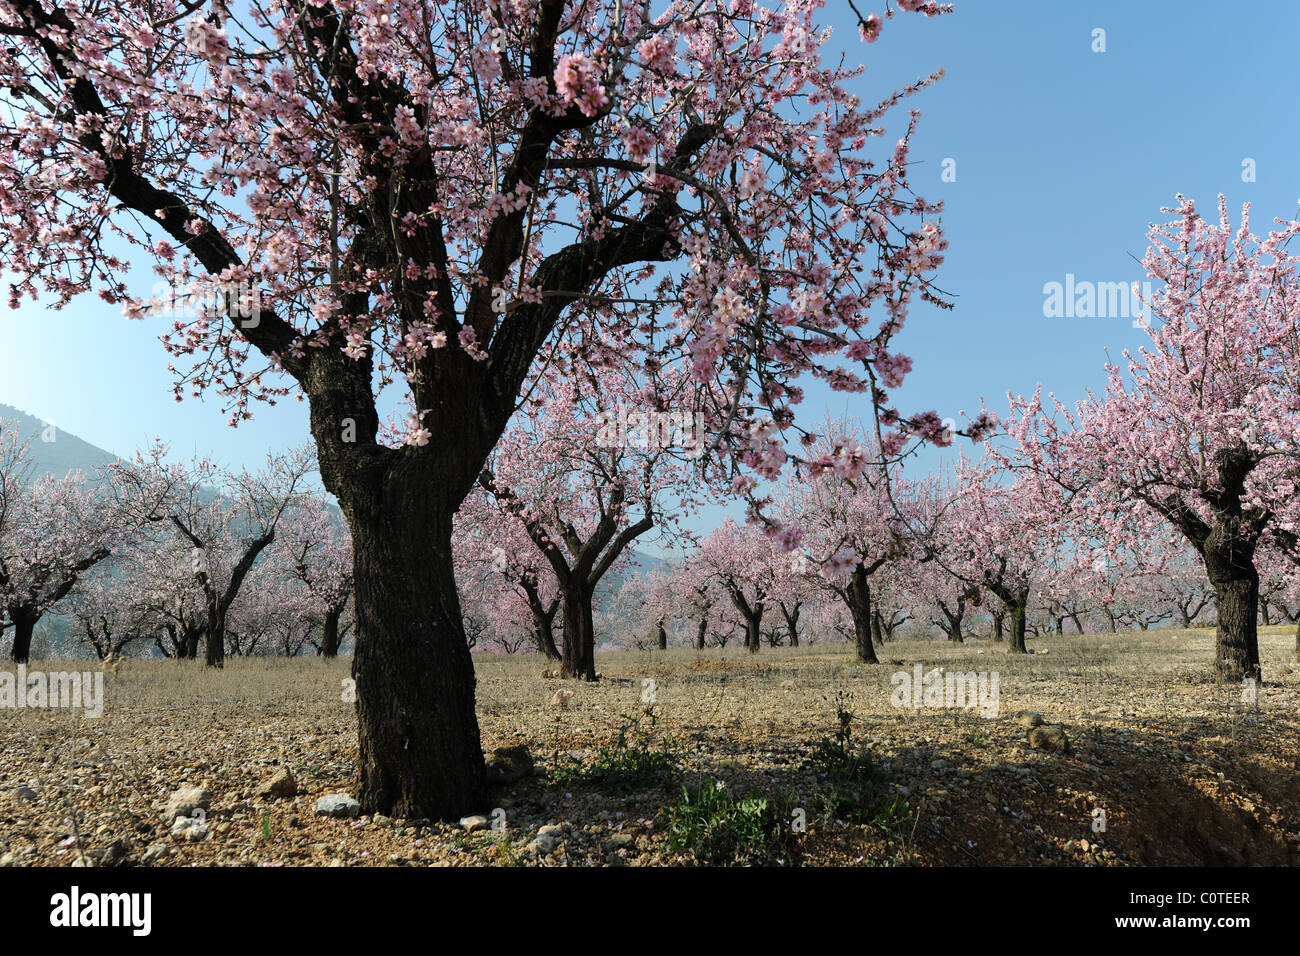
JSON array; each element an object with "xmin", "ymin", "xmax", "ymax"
[{"xmin": 1, "ymin": 626, "xmax": 1297, "ymax": 867}]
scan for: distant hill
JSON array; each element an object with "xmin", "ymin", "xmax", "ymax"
[{"xmin": 0, "ymin": 402, "xmax": 119, "ymax": 481}]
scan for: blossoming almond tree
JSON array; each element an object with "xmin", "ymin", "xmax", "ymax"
[
  {"xmin": 276, "ymin": 492, "xmax": 354, "ymax": 657},
  {"xmin": 1005, "ymin": 198, "xmax": 1300, "ymax": 680},
  {"xmin": 0, "ymin": 0, "xmax": 951, "ymax": 816},
  {"xmin": 104, "ymin": 442, "xmax": 313, "ymax": 665},
  {"xmin": 476, "ymin": 370, "xmax": 713, "ymax": 678},
  {"xmin": 0, "ymin": 421, "xmax": 120, "ymax": 661}
]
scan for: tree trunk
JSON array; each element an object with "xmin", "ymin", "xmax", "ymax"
[
  {"xmin": 9, "ymin": 610, "xmax": 35, "ymax": 664},
  {"xmin": 204, "ymin": 600, "xmax": 226, "ymax": 668},
  {"xmin": 744, "ymin": 613, "xmax": 762, "ymax": 654},
  {"xmin": 870, "ymin": 610, "xmax": 883, "ymax": 646},
  {"xmin": 321, "ymin": 607, "xmax": 342, "ymax": 657},
  {"xmin": 535, "ymin": 620, "xmax": 561, "ymax": 661},
  {"xmin": 560, "ymin": 584, "xmax": 597, "ymax": 680},
  {"xmin": 1007, "ymin": 599, "xmax": 1029, "ymax": 654},
  {"xmin": 1203, "ymin": 548, "xmax": 1261, "ymax": 682},
  {"xmin": 846, "ymin": 564, "xmax": 879, "ymax": 664},
  {"xmin": 1294, "ymin": 617, "xmax": 1299, "ymax": 663},
  {"xmin": 695, "ymin": 617, "xmax": 707, "ymax": 650},
  {"xmin": 992, "ymin": 610, "xmax": 1004, "ymax": 642},
  {"xmin": 1259, "ymin": 599, "xmax": 1271, "ymax": 627},
  {"xmin": 656, "ymin": 620, "xmax": 667, "ymax": 651},
  {"xmin": 349, "ymin": 504, "xmax": 487, "ymax": 820},
  {"xmin": 781, "ymin": 605, "xmax": 800, "ymax": 648}
]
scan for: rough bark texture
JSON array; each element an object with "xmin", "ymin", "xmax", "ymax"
[
  {"xmin": 349, "ymin": 501, "xmax": 486, "ymax": 820},
  {"xmin": 846, "ymin": 564, "xmax": 880, "ymax": 664},
  {"xmin": 9, "ymin": 610, "xmax": 35, "ymax": 664},
  {"xmin": 695, "ymin": 617, "xmax": 708, "ymax": 650},
  {"xmin": 1006, "ymin": 600, "xmax": 1029, "ymax": 654},
  {"xmin": 321, "ymin": 607, "xmax": 342, "ymax": 657},
  {"xmin": 560, "ymin": 584, "xmax": 597, "ymax": 680},
  {"xmin": 1204, "ymin": 546, "xmax": 1261, "ymax": 681}
]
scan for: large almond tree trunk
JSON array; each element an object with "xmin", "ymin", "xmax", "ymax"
[
  {"xmin": 348, "ymin": 492, "xmax": 486, "ymax": 819},
  {"xmin": 1202, "ymin": 536, "xmax": 1261, "ymax": 682},
  {"xmin": 560, "ymin": 584, "xmax": 597, "ymax": 680}
]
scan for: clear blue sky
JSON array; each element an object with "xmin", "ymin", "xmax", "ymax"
[{"xmin": 2, "ymin": 1, "xmax": 1297, "ymax": 513}]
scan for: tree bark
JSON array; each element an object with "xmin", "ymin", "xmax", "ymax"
[
  {"xmin": 321, "ymin": 606, "xmax": 342, "ymax": 657},
  {"xmin": 695, "ymin": 616, "xmax": 708, "ymax": 650},
  {"xmin": 560, "ymin": 584, "xmax": 597, "ymax": 680},
  {"xmin": 1203, "ymin": 547, "xmax": 1261, "ymax": 681},
  {"xmin": 992, "ymin": 610, "xmax": 1004, "ymax": 642},
  {"xmin": 519, "ymin": 578, "xmax": 561, "ymax": 660},
  {"xmin": 9, "ymin": 610, "xmax": 35, "ymax": 664},
  {"xmin": 870, "ymin": 610, "xmax": 883, "ymax": 646},
  {"xmin": 781, "ymin": 602, "xmax": 801, "ymax": 648},
  {"xmin": 349, "ymin": 503, "xmax": 487, "ymax": 819},
  {"xmin": 744, "ymin": 613, "xmax": 762, "ymax": 654},
  {"xmin": 656, "ymin": 620, "xmax": 667, "ymax": 651},
  {"xmin": 845, "ymin": 564, "xmax": 879, "ymax": 664},
  {"xmin": 1007, "ymin": 599, "xmax": 1029, "ymax": 654}
]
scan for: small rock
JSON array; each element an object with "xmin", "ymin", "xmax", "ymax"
[
  {"xmin": 170, "ymin": 816, "xmax": 208, "ymax": 842},
  {"xmin": 372, "ymin": 814, "xmax": 391, "ymax": 827},
  {"xmin": 1027, "ymin": 724, "xmax": 1072, "ymax": 754},
  {"xmin": 485, "ymin": 745, "xmax": 534, "ymax": 785},
  {"xmin": 257, "ymin": 768, "xmax": 297, "ymax": 799},
  {"xmin": 0, "ymin": 852, "xmax": 21, "ymax": 867},
  {"xmin": 314, "ymin": 794, "xmax": 361, "ymax": 819},
  {"xmin": 100, "ymin": 839, "xmax": 129, "ymax": 867},
  {"xmin": 610, "ymin": 832, "xmax": 635, "ymax": 847},
  {"xmin": 141, "ymin": 842, "xmax": 170, "ymax": 864},
  {"xmin": 12, "ymin": 785, "xmax": 37, "ymax": 804},
  {"xmin": 1014, "ymin": 711, "xmax": 1045, "ymax": 729},
  {"xmin": 163, "ymin": 785, "xmax": 211, "ymax": 823},
  {"xmin": 459, "ymin": 814, "xmax": 490, "ymax": 833},
  {"xmin": 549, "ymin": 689, "xmax": 574, "ymax": 709},
  {"xmin": 538, "ymin": 823, "xmax": 564, "ymax": 838},
  {"xmin": 528, "ymin": 832, "xmax": 558, "ymax": 855}
]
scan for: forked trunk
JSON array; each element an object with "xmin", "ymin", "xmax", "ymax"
[
  {"xmin": 535, "ymin": 621, "xmax": 561, "ymax": 661},
  {"xmin": 349, "ymin": 503, "xmax": 487, "ymax": 819}
]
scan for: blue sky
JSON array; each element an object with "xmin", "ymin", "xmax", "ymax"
[{"xmin": 2, "ymin": 1, "xmax": 1297, "ymax": 528}]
